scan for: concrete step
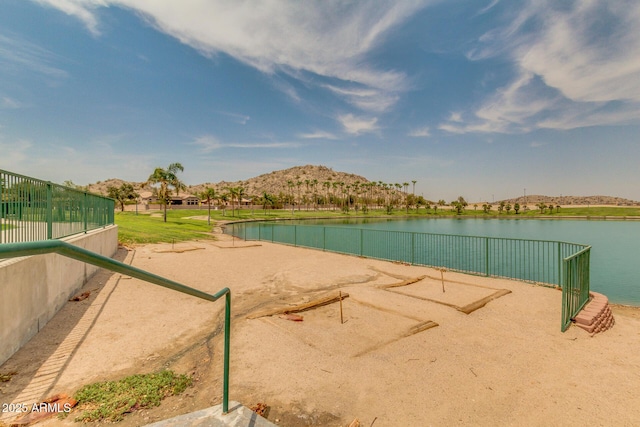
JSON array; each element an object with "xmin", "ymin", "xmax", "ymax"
[{"xmin": 145, "ymin": 402, "xmax": 278, "ymax": 427}]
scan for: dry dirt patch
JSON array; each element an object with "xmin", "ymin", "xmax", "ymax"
[{"xmin": 2, "ymin": 237, "xmax": 640, "ymax": 426}]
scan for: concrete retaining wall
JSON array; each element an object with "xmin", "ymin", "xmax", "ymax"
[{"xmin": 0, "ymin": 225, "xmax": 118, "ymax": 365}]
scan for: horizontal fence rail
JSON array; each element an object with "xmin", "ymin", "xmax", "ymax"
[
  {"xmin": 226, "ymin": 221, "xmax": 591, "ymax": 331},
  {"xmin": 0, "ymin": 240, "xmax": 232, "ymax": 413},
  {"xmin": 0, "ymin": 169, "xmax": 114, "ymax": 243}
]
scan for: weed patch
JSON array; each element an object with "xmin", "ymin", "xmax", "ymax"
[{"xmin": 72, "ymin": 370, "xmax": 192, "ymax": 422}]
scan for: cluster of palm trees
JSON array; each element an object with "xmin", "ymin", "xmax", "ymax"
[
  {"xmin": 194, "ymin": 178, "xmax": 430, "ymax": 217},
  {"xmin": 277, "ymin": 178, "xmax": 427, "ymax": 213},
  {"xmin": 144, "ymin": 164, "xmax": 437, "ymax": 218}
]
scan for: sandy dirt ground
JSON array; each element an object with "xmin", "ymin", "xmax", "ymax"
[{"xmin": 1, "ymin": 234, "xmax": 640, "ymax": 427}]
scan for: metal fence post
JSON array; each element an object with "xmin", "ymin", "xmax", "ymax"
[
  {"xmin": 411, "ymin": 232, "xmax": 415, "ymax": 265},
  {"xmin": 83, "ymin": 192, "xmax": 88, "ymax": 233},
  {"xmin": 558, "ymin": 241, "xmax": 562, "ymax": 286},
  {"xmin": 323, "ymin": 226, "xmax": 326, "ymax": 251},
  {"xmin": 485, "ymin": 237, "xmax": 490, "ymax": 276}
]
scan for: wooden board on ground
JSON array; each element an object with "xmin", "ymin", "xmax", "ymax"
[
  {"xmin": 247, "ymin": 291, "xmax": 350, "ymax": 319},
  {"xmin": 388, "ymin": 277, "xmax": 506, "ymax": 309}
]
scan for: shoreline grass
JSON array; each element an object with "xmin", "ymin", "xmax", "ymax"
[{"xmin": 115, "ymin": 206, "xmax": 639, "ymax": 244}]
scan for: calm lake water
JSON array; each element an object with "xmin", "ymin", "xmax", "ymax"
[{"xmin": 283, "ymin": 217, "xmax": 640, "ymax": 306}]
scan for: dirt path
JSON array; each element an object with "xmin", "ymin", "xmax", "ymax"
[{"xmin": 2, "ymin": 235, "xmax": 640, "ymax": 426}]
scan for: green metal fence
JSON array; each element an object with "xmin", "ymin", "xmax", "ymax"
[
  {"xmin": 0, "ymin": 169, "xmax": 114, "ymax": 243},
  {"xmin": 226, "ymin": 221, "xmax": 591, "ymax": 331},
  {"xmin": 562, "ymin": 246, "xmax": 591, "ymax": 331}
]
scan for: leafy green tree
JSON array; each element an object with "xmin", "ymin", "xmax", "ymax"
[
  {"xmin": 107, "ymin": 183, "xmax": 138, "ymax": 212},
  {"xmin": 514, "ymin": 203, "xmax": 520, "ymax": 214},
  {"xmin": 146, "ymin": 163, "xmax": 186, "ymax": 222}
]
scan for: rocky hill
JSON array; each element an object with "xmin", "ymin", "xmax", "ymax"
[
  {"xmin": 86, "ymin": 165, "xmax": 374, "ymax": 199},
  {"xmin": 186, "ymin": 165, "xmax": 371, "ymax": 198}
]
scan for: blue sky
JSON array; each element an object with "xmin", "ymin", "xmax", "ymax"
[{"xmin": 1, "ymin": 0, "xmax": 639, "ymax": 202}]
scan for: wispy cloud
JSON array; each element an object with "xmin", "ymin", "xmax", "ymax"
[
  {"xmin": 450, "ymin": 0, "xmax": 640, "ymax": 134},
  {"xmin": 215, "ymin": 110, "xmax": 250, "ymax": 125},
  {"xmin": 192, "ymin": 135, "xmax": 301, "ymax": 153},
  {"xmin": 1, "ymin": 97, "xmax": 23, "ymax": 109},
  {"xmin": 297, "ymin": 130, "xmax": 337, "ymax": 140},
  {"xmin": 0, "ymin": 32, "xmax": 68, "ymax": 80},
  {"xmin": 33, "ymin": 0, "xmax": 434, "ymax": 113},
  {"xmin": 338, "ymin": 114, "xmax": 380, "ymax": 135},
  {"xmin": 408, "ymin": 127, "xmax": 430, "ymax": 137}
]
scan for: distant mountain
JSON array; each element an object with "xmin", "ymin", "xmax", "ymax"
[
  {"xmin": 86, "ymin": 165, "xmax": 374, "ymax": 199},
  {"xmin": 84, "ymin": 165, "xmax": 639, "ymax": 206},
  {"xmin": 497, "ymin": 195, "xmax": 639, "ymax": 206}
]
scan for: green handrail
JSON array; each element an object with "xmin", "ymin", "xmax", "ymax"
[{"xmin": 0, "ymin": 240, "xmax": 231, "ymax": 413}]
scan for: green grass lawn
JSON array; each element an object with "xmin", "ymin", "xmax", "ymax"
[{"xmin": 115, "ymin": 211, "xmax": 217, "ymax": 245}]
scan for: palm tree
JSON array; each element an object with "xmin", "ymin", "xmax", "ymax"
[
  {"xmin": 261, "ymin": 192, "xmax": 274, "ymax": 214},
  {"xmin": 200, "ymin": 187, "xmax": 217, "ymax": 225},
  {"xmin": 146, "ymin": 162, "xmax": 186, "ymax": 222},
  {"xmin": 226, "ymin": 187, "xmax": 239, "ymax": 216},
  {"xmin": 296, "ymin": 181, "xmax": 303, "ymax": 211},
  {"xmin": 228, "ymin": 186, "xmax": 246, "ymax": 216}
]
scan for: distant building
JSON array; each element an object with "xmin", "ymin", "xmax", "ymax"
[{"xmin": 139, "ymin": 190, "xmax": 199, "ymax": 206}]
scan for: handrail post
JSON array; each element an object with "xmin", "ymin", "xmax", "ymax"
[
  {"xmin": 0, "ymin": 241, "xmax": 234, "ymax": 413},
  {"xmin": 222, "ymin": 291, "xmax": 231, "ymax": 414}
]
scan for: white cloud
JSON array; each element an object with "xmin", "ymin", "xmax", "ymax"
[
  {"xmin": 454, "ymin": 0, "xmax": 640, "ymax": 134},
  {"xmin": 408, "ymin": 127, "xmax": 430, "ymax": 137},
  {"xmin": 338, "ymin": 114, "xmax": 380, "ymax": 135},
  {"xmin": 32, "ymin": 0, "xmax": 105, "ymax": 36},
  {"xmin": 32, "ymin": 0, "xmax": 433, "ymax": 113},
  {"xmin": 448, "ymin": 112, "xmax": 463, "ymax": 123},
  {"xmin": 323, "ymin": 83, "xmax": 400, "ymax": 113}
]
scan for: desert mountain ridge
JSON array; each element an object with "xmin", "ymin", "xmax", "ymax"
[{"xmin": 83, "ymin": 164, "xmax": 639, "ymax": 206}]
